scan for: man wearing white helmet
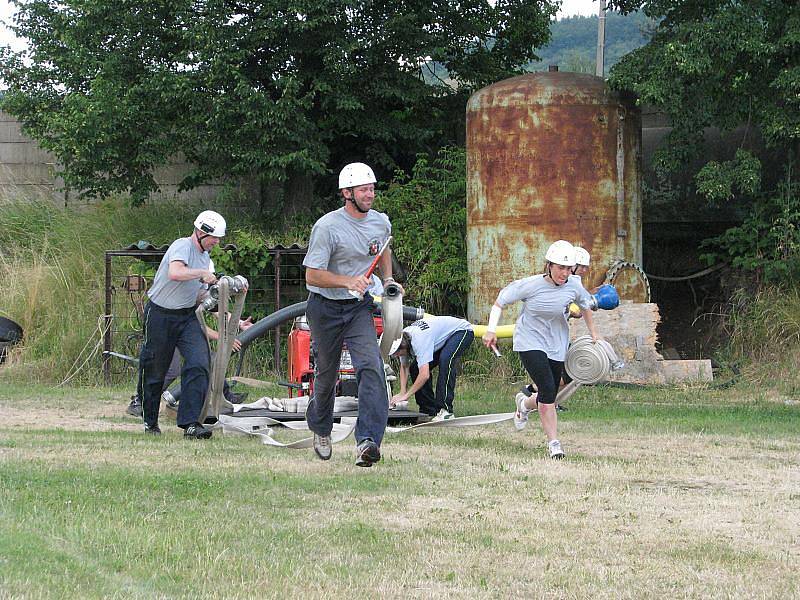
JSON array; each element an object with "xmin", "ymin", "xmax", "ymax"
[
  {"xmin": 388, "ymin": 316, "xmax": 474, "ymax": 420},
  {"xmin": 303, "ymin": 162, "xmax": 400, "ymax": 467},
  {"xmin": 138, "ymin": 210, "xmax": 227, "ymax": 439},
  {"xmin": 481, "ymin": 240, "xmax": 601, "ymax": 459},
  {"xmin": 126, "ymin": 258, "xmax": 252, "ymax": 417}
]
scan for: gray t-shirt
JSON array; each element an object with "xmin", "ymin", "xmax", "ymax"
[
  {"xmin": 303, "ymin": 207, "xmax": 392, "ymax": 300},
  {"xmin": 402, "ymin": 316, "xmax": 472, "ymax": 366},
  {"xmin": 496, "ymin": 274, "xmax": 592, "ymax": 360},
  {"xmin": 148, "ymin": 237, "xmax": 211, "ymax": 309}
]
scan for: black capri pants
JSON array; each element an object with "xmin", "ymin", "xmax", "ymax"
[{"xmin": 519, "ymin": 350, "xmax": 563, "ymax": 405}]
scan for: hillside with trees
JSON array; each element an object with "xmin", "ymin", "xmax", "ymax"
[{"xmin": 529, "ymin": 11, "xmax": 656, "ymax": 73}]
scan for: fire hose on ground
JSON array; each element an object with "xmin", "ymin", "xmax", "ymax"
[
  {"xmin": 158, "ymin": 276, "xmax": 624, "ymax": 446},
  {"xmin": 215, "ymin": 335, "xmax": 624, "ymax": 448}
]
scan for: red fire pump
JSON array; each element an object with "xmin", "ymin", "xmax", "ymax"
[{"xmin": 287, "ymin": 315, "xmax": 384, "ymax": 398}]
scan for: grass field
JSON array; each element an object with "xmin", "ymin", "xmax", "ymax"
[{"xmin": 1, "ymin": 378, "xmax": 798, "ymax": 599}]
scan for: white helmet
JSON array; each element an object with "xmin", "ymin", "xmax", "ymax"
[
  {"xmin": 388, "ymin": 337, "xmax": 403, "ymax": 356},
  {"xmin": 545, "ymin": 240, "xmax": 576, "ymax": 266},
  {"xmin": 339, "ymin": 162, "xmax": 377, "ymax": 189},
  {"xmin": 574, "ymin": 247, "xmax": 591, "ymax": 266},
  {"xmin": 194, "ymin": 210, "xmax": 226, "ymax": 237}
]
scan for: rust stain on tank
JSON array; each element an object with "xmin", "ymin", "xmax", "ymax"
[{"xmin": 466, "ymin": 72, "xmax": 642, "ymax": 322}]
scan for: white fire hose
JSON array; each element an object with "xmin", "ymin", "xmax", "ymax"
[
  {"xmin": 557, "ymin": 335, "xmax": 624, "ymax": 404},
  {"xmin": 198, "ymin": 275, "xmax": 248, "ymax": 422},
  {"xmin": 215, "ymin": 411, "xmax": 516, "ymax": 447},
  {"xmin": 211, "ymin": 325, "xmax": 622, "ymax": 449},
  {"xmin": 377, "ymin": 281, "xmax": 405, "ymax": 361}
]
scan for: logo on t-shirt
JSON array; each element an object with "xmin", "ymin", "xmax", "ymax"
[{"xmin": 368, "ymin": 239, "xmax": 381, "ymax": 256}]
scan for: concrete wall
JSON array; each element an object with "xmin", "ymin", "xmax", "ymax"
[{"xmin": 0, "ymin": 110, "xmax": 255, "ymax": 204}]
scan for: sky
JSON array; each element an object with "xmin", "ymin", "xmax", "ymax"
[{"xmin": 0, "ymin": 0, "xmax": 603, "ymax": 52}]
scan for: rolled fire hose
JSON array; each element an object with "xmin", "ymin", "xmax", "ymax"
[
  {"xmin": 557, "ymin": 335, "xmax": 624, "ymax": 405},
  {"xmin": 564, "ymin": 335, "xmax": 623, "ymax": 384}
]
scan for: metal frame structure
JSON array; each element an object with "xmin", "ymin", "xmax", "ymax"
[{"xmin": 102, "ymin": 243, "xmax": 308, "ymax": 384}]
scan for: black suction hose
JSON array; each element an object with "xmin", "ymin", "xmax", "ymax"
[
  {"xmin": 233, "ymin": 302, "xmax": 308, "ymax": 376},
  {"xmin": 236, "ymin": 302, "xmax": 308, "ymax": 349},
  {"xmin": 232, "ymin": 300, "xmax": 425, "ymax": 377}
]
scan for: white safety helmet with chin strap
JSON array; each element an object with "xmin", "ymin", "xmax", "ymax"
[
  {"xmin": 574, "ymin": 247, "xmax": 591, "ymax": 267},
  {"xmin": 545, "ymin": 240, "xmax": 577, "ymax": 267},
  {"xmin": 194, "ymin": 210, "xmax": 226, "ymax": 252},
  {"xmin": 194, "ymin": 210, "xmax": 226, "ymax": 238},
  {"xmin": 339, "ymin": 162, "xmax": 377, "ymax": 189},
  {"xmin": 544, "ymin": 240, "xmax": 576, "ymax": 286},
  {"xmin": 339, "ymin": 162, "xmax": 377, "ymax": 215}
]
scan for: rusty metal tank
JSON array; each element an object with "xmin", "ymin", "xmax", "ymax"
[{"xmin": 466, "ymin": 71, "xmax": 643, "ymax": 322}]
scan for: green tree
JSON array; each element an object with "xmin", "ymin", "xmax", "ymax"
[
  {"xmin": 606, "ymin": 0, "xmax": 800, "ymax": 281},
  {"xmin": 0, "ymin": 0, "xmax": 557, "ymax": 208}
]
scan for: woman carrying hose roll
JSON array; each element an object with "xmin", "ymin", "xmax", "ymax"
[{"xmin": 482, "ymin": 240, "xmax": 601, "ymax": 459}]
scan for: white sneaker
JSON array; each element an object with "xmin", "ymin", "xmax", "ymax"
[
  {"xmin": 548, "ymin": 439, "xmax": 565, "ymax": 460},
  {"xmin": 514, "ymin": 392, "xmax": 532, "ymax": 431},
  {"xmin": 431, "ymin": 409, "xmax": 454, "ymax": 422}
]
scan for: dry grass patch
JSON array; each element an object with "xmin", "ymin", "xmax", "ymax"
[{"xmin": 1, "ymin": 381, "xmax": 798, "ymax": 598}]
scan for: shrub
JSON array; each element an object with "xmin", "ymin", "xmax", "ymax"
[
  {"xmin": 701, "ymin": 169, "xmax": 800, "ymax": 284},
  {"xmin": 717, "ymin": 284, "xmax": 800, "ymax": 389},
  {"xmin": 378, "ymin": 147, "xmax": 468, "ymax": 315}
]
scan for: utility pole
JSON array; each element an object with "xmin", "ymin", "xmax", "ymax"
[{"xmin": 596, "ymin": 1, "xmax": 607, "ymax": 77}]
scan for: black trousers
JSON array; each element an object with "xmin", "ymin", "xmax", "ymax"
[
  {"xmin": 518, "ymin": 350, "xmax": 563, "ymax": 405},
  {"xmin": 139, "ymin": 302, "xmax": 210, "ymax": 428},
  {"xmin": 305, "ymin": 293, "xmax": 388, "ymax": 445},
  {"xmin": 411, "ymin": 329, "xmax": 474, "ymax": 415}
]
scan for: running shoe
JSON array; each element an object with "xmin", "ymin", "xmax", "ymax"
[{"xmin": 548, "ymin": 439, "xmax": 565, "ymax": 459}]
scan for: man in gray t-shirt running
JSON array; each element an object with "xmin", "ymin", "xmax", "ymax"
[{"xmin": 302, "ymin": 162, "xmax": 401, "ymax": 467}]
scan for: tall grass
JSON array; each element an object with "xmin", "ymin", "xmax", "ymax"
[
  {"xmin": 720, "ymin": 285, "xmax": 800, "ymax": 390},
  {"xmin": 0, "ymin": 197, "xmax": 203, "ymax": 383},
  {"xmin": 3, "ymin": 195, "xmax": 800, "ymax": 390}
]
